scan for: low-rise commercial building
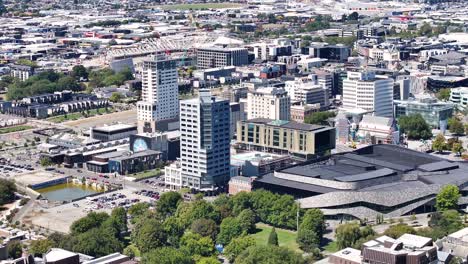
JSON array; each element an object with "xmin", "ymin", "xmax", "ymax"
[{"xmin": 394, "ymin": 97, "xmax": 454, "ymax": 129}]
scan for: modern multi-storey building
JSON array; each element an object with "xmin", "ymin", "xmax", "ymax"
[
  {"xmin": 247, "ymin": 87, "xmax": 291, "ymax": 121},
  {"xmin": 450, "ymin": 87, "xmax": 468, "ymax": 110},
  {"xmin": 196, "ymin": 46, "xmax": 249, "ymax": 69},
  {"xmin": 171, "ymin": 90, "xmax": 231, "ymax": 191},
  {"xmin": 236, "ymin": 118, "xmax": 336, "ymax": 160},
  {"xmin": 394, "ymin": 97, "xmax": 454, "ymax": 129},
  {"xmin": 342, "ymin": 71, "xmax": 394, "ymax": 118},
  {"xmin": 137, "ymin": 55, "xmax": 179, "ymax": 133},
  {"xmin": 285, "ymin": 77, "xmax": 329, "ymax": 108}
]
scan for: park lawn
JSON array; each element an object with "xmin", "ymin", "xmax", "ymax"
[
  {"xmin": 47, "ymin": 108, "xmax": 114, "ymax": 123},
  {"xmin": 249, "ymin": 223, "xmax": 301, "ymax": 252},
  {"xmin": 160, "ymin": 3, "xmax": 242, "ymax": 10},
  {"xmin": 323, "ymin": 241, "xmax": 339, "ymax": 253},
  {"xmin": 0, "ymin": 125, "xmax": 34, "ymax": 134}
]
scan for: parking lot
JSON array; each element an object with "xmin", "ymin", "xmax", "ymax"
[{"xmin": 26, "ymin": 188, "xmax": 155, "ymax": 233}]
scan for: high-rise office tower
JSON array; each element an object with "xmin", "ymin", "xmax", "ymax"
[
  {"xmin": 179, "ymin": 90, "xmax": 231, "ymax": 190},
  {"xmin": 342, "ymin": 70, "xmax": 394, "ymax": 118},
  {"xmin": 137, "ymin": 55, "xmax": 179, "ymax": 133}
]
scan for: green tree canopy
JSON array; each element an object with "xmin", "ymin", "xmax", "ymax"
[
  {"xmin": 70, "ymin": 212, "xmax": 110, "ymax": 234},
  {"xmin": 157, "ymin": 191, "xmax": 183, "ymax": 218},
  {"xmin": 72, "ymin": 227, "xmax": 123, "ymax": 257},
  {"xmin": 72, "ymin": 65, "xmax": 89, "ymax": 80},
  {"xmin": 448, "ymin": 117, "xmax": 464, "ymax": 135},
  {"xmin": 131, "ymin": 217, "xmax": 167, "ymax": 253},
  {"xmin": 224, "ymin": 236, "xmax": 256, "ymax": 262},
  {"xmin": 297, "ymin": 209, "xmax": 325, "ymax": 252},
  {"xmin": 237, "ymin": 209, "xmax": 256, "ymax": 234},
  {"xmin": 0, "ymin": 179, "xmax": 16, "ymax": 205},
  {"xmin": 432, "ymin": 134, "xmax": 446, "ymax": 153},
  {"xmin": 217, "ymin": 217, "xmax": 244, "ymax": 245},
  {"xmin": 30, "ymin": 239, "xmax": 53, "ymax": 256},
  {"xmin": 235, "ymin": 245, "xmax": 305, "ymax": 264},
  {"xmin": 109, "ymin": 92, "xmax": 122, "ymax": 103},
  {"xmin": 176, "ymin": 200, "xmax": 220, "ymax": 228},
  {"xmin": 304, "ymin": 111, "xmax": 336, "ymax": 125},
  {"xmin": 436, "ymin": 88, "xmax": 451, "ymax": 101},
  {"xmin": 335, "ymin": 222, "xmax": 375, "ymax": 250},
  {"xmin": 383, "ymin": 224, "xmax": 416, "ymax": 239},
  {"xmin": 398, "ymin": 114, "xmax": 432, "ymax": 140},
  {"xmin": 191, "ymin": 218, "xmax": 218, "ymax": 241},
  {"xmin": 180, "ymin": 232, "xmax": 215, "ymax": 258},
  {"xmin": 436, "ymin": 185, "xmax": 461, "ymax": 211},
  {"xmin": 142, "ymin": 247, "xmax": 193, "ymax": 264},
  {"xmin": 268, "ymin": 227, "xmax": 279, "ymax": 246},
  {"xmin": 7, "ymin": 240, "xmax": 22, "ymax": 259}
]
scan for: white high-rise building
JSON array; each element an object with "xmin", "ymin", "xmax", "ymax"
[
  {"xmin": 285, "ymin": 76, "xmax": 329, "ymax": 108},
  {"xmin": 176, "ymin": 90, "xmax": 231, "ymax": 190},
  {"xmin": 137, "ymin": 56, "xmax": 179, "ymax": 133},
  {"xmin": 247, "ymin": 87, "xmax": 291, "ymax": 121},
  {"xmin": 342, "ymin": 71, "xmax": 394, "ymax": 118}
]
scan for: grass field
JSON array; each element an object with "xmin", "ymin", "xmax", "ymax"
[
  {"xmin": 160, "ymin": 3, "xmax": 242, "ymax": 10},
  {"xmin": 131, "ymin": 169, "xmax": 162, "ymax": 180},
  {"xmin": 0, "ymin": 125, "xmax": 34, "ymax": 134},
  {"xmin": 323, "ymin": 241, "xmax": 339, "ymax": 253},
  {"xmin": 47, "ymin": 108, "xmax": 114, "ymax": 123},
  {"xmin": 249, "ymin": 223, "xmax": 301, "ymax": 252}
]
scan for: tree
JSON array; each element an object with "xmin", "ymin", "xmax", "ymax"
[
  {"xmin": 383, "ymin": 224, "xmax": 416, "ymax": 239},
  {"xmin": 452, "ymin": 142, "xmax": 464, "ymax": 156},
  {"xmin": 304, "ymin": 111, "xmax": 336, "ymax": 125},
  {"xmin": 163, "ymin": 216, "xmax": 185, "ymax": 247},
  {"xmin": 30, "ymin": 239, "xmax": 53, "ymax": 256},
  {"xmin": 235, "ymin": 245, "xmax": 305, "ymax": 264},
  {"xmin": 436, "ymin": 185, "xmax": 461, "ymax": 211},
  {"xmin": 335, "ymin": 222, "xmax": 362, "ymax": 249},
  {"xmin": 128, "ymin": 202, "xmax": 150, "ymax": 222},
  {"xmin": 110, "ymin": 207, "xmax": 128, "ymax": 234},
  {"xmin": 436, "ymin": 88, "xmax": 451, "ymax": 101},
  {"xmin": 448, "ymin": 117, "xmax": 464, "ymax": 135},
  {"xmin": 0, "ymin": 179, "xmax": 17, "ymax": 205},
  {"xmin": 217, "ymin": 217, "xmax": 244, "ymax": 245},
  {"xmin": 7, "ymin": 240, "xmax": 22, "ymax": 259},
  {"xmin": 297, "ymin": 209, "xmax": 325, "ymax": 252},
  {"xmin": 157, "ymin": 191, "xmax": 182, "ymax": 218},
  {"xmin": 131, "ymin": 218, "xmax": 167, "ymax": 253},
  {"xmin": 439, "ymin": 210, "xmax": 463, "ymax": 234},
  {"xmin": 109, "ymin": 92, "xmax": 122, "ymax": 103},
  {"xmin": 347, "ymin": 12, "xmax": 359, "ymax": 21},
  {"xmin": 123, "ymin": 245, "xmax": 138, "ymax": 259},
  {"xmin": 39, "ymin": 157, "xmax": 53, "ymax": 167},
  {"xmin": 224, "ymin": 236, "xmax": 256, "ymax": 262},
  {"xmin": 180, "ymin": 233, "xmax": 215, "ymax": 258},
  {"xmin": 70, "ymin": 212, "xmax": 109, "ymax": 234},
  {"xmin": 191, "ymin": 218, "xmax": 218, "ymax": 241},
  {"xmin": 72, "ymin": 65, "xmax": 89, "ymax": 80},
  {"xmin": 432, "ymin": 134, "xmax": 446, "ymax": 153},
  {"xmin": 142, "ymin": 247, "xmax": 193, "ymax": 264},
  {"xmin": 73, "ymin": 228, "xmax": 123, "ymax": 257},
  {"xmin": 176, "ymin": 200, "xmax": 220, "ymax": 228},
  {"xmin": 237, "ymin": 209, "xmax": 256, "ymax": 234},
  {"xmin": 56, "ymin": 76, "xmax": 82, "ymax": 91},
  {"xmin": 196, "ymin": 257, "xmax": 220, "ymax": 264},
  {"xmin": 268, "ymin": 227, "xmax": 279, "ymax": 246},
  {"xmin": 398, "ymin": 114, "xmax": 432, "ymax": 140}
]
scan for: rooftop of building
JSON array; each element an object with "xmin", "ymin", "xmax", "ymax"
[
  {"xmin": 254, "ymin": 144, "xmax": 468, "ymax": 219},
  {"xmin": 242, "ymin": 118, "xmax": 331, "ymax": 132},
  {"xmin": 92, "ymin": 124, "xmax": 137, "ymax": 133}
]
